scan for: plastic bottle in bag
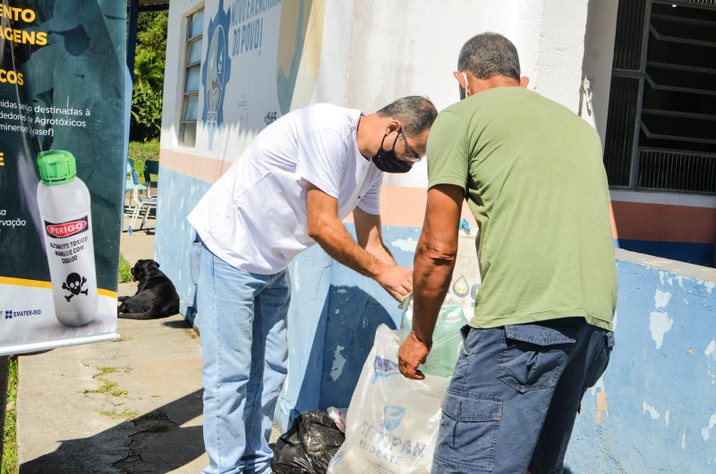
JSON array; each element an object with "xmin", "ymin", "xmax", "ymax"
[{"xmin": 399, "ymin": 294, "xmax": 467, "ymax": 377}]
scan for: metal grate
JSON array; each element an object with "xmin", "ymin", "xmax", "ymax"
[
  {"xmin": 613, "ymin": 0, "xmax": 648, "ymax": 70},
  {"xmin": 605, "ymin": 0, "xmax": 716, "ymax": 194},
  {"xmin": 638, "ymin": 149, "xmax": 716, "ymax": 193},
  {"xmin": 603, "ymin": 77, "xmax": 640, "ymax": 186},
  {"xmin": 666, "ymin": 0, "xmax": 716, "ymax": 6}
]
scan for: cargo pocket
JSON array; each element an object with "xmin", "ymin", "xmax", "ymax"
[
  {"xmin": 584, "ymin": 331, "xmax": 615, "ymax": 390},
  {"xmin": 497, "ymin": 324, "xmax": 577, "ymax": 393},
  {"xmin": 434, "ymin": 389, "xmax": 502, "ymax": 472}
]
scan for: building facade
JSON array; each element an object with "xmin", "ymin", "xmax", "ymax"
[{"xmin": 155, "ymin": 1, "xmax": 716, "ymax": 471}]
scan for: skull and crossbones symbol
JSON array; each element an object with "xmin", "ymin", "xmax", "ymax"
[{"xmin": 62, "ymin": 273, "xmax": 88, "ymax": 301}]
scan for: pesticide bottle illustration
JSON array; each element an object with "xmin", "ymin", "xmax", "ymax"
[{"xmin": 36, "ymin": 150, "xmax": 97, "ymax": 326}]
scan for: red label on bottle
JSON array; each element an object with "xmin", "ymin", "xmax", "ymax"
[{"xmin": 45, "ymin": 216, "xmax": 89, "ymax": 238}]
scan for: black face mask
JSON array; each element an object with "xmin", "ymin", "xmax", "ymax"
[{"xmin": 372, "ymin": 133, "xmax": 411, "ymax": 173}]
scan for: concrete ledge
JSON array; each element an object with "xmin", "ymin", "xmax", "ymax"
[{"xmin": 616, "ymin": 248, "xmax": 716, "ymax": 282}]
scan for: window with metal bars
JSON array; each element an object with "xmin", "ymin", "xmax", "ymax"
[
  {"xmin": 603, "ymin": 0, "xmax": 716, "ymax": 194},
  {"xmin": 179, "ymin": 9, "xmax": 204, "ymax": 147}
]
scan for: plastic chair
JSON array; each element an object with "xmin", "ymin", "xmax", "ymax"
[
  {"xmin": 127, "ymin": 165, "xmax": 156, "ymax": 234},
  {"xmin": 143, "ymin": 160, "xmax": 159, "ymax": 198},
  {"xmin": 124, "ymin": 159, "xmax": 147, "ymax": 210}
]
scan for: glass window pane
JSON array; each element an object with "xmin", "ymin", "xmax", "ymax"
[
  {"xmin": 180, "ymin": 122, "xmax": 197, "ymax": 147},
  {"xmin": 188, "ymin": 10, "xmax": 204, "ymax": 39},
  {"xmin": 184, "ymin": 65, "xmax": 200, "ymax": 93},
  {"xmin": 182, "ymin": 95, "xmax": 198, "ymax": 121},
  {"xmin": 187, "ymin": 39, "xmax": 202, "ymax": 64}
]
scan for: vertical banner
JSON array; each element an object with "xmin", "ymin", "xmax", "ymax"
[{"xmin": 0, "ymin": 0, "xmax": 125, "ymax": 354}]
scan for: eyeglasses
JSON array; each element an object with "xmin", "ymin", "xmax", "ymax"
[{"xmin": 397, "ymin": 129, "xmax": 422, "ymax": 163}]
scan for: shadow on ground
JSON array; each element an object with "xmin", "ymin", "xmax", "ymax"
[{"xmin": 20, "ymin": 389, "xmax": 204, "ymax": 473}]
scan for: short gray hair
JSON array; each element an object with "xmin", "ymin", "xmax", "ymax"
[
  {"xmin": 457, "ymin": 32, "xmax": 521, "ymax": 81},
  {"xmin": 377, "ymin": 96, "xmax": 437, "ymax": 137}
]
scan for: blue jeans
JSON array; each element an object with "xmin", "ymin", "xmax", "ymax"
[
  {"xmin": 433, "ymin": 318, "xmax": 614, "ymax": 474},
  {"xmin": 196, "ymin": 243, "xmax": 291, "ymax": 474}
]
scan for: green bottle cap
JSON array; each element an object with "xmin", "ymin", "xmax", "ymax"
[{"xmin": 37, "ymin": 150, "xmax": 77, "ymax": 185}]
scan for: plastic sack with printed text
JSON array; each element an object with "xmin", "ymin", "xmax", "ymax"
[{"xmin": 327, "ymin": 324, "xmax": 450, "ymax": 474}]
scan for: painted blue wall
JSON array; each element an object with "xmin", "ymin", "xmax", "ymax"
[
  {"xmin": 156, "ymin": 170, "xmax": 716, "ymax": 472},
  {"xmin": 155, "ymin": 168, "xmax": 211, "ymax": 323},
  {"xmin": 566, "ymin": 253, "xmax": 716, "ymax": 473},
  {"xmin": 272, "ymin": 239, "xmax": 716, "ymax": 474}
]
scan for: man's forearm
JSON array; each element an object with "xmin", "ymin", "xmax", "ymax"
[
  {"xmin": 412, "ymin": 239, "xmax": 456, "ymax": 345},
  {"xmin": 311, "ymin": 219, "xmax": 386, "ymax": 278},
  {"xmin": 365, "ymin": 240, "xmax": 396, "ymax": 266}
]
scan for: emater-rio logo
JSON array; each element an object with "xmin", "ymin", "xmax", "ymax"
[
  {"xmin": 202, "ymin": 0, "xmax": 232, "ymax": 127},
  {"xmin": 45, "ymin": 217, "xmax": 88, "ymax": 239}
]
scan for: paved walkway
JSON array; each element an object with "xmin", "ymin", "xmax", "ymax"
[{"xmin": 17, "ymin": 217, "xmax": 209, "ymax": 472}]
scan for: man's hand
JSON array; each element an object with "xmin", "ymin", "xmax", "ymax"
[
  {"xmin": 374, "ymin": 265, "xmax": 412, "ymax": 301},
  {"xmin": 398, "ymin": 331, "xmax": 431, "ymax": 380}
]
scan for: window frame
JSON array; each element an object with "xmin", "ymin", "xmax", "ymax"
[
  {"xmin": 178, "ymin": 8, "xmax": 204, "ymax": 147},
  {"xmin": 603, "ymin": 0, "xmax": 716, "ymax": 195}
]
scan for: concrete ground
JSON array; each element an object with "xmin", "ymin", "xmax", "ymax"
[
  {"xmin": 17, "ymin": 213, "xmax": 284, "ymax": 472},
  {"xmin": 16, "ymin": 216, "xmax": 210, "ymax": 473}
]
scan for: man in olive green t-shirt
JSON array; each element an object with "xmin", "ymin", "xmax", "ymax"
[{"xmin": 398, "ymin": 33, "xmax": 617, "ymax": 473}]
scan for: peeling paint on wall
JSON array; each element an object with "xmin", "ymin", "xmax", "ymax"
[
  {"xmin": 390, "ymin": 238, "xmax": 418, "ymax": 253},
  {"xmin": 701, "ymin": 413, "xmax": 716, "ymax": 441},
  {"xmin": 590, "ymin": 377, "xmax": 609, "ymax": 425},
  {"xmin": 664, "ymin": 410, "xmax": 670, "ymax": 426},
  {"xmin": 659, "ymin": 271, "xmax": 667, "ymax": 285},
  {"xmin": 595, "ymin": 390, "xmax": 609, "ymax": 425},
  {"xmin": 681, "ymin": 432, "xmax": 687, "ymax": 450},
  {"xmin": 706, "ymin": 339, "xmax": 716, "ymax": 385},
  {"xmin": 642, "ymin": 401, "xmax": 661, "ymax": 420},
  {"xmin": 330, "ymin": 345, "xmax": 346, "ymax": 382},
  {"xmin": 654, "ymin": 289, "xmax": 671, "ymax": 308},
  {"xmin": 649, "ymin": 311, "xmax": 673, "ymax": 349}
]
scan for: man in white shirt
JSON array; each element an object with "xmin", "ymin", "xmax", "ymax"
[{"xmin": 188, "ymin": 96, "xmax": 437, "ymax": 474}]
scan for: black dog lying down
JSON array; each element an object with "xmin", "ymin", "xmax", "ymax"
[{"xmin": 118, "ymin": 259, "xmax": 180, "ymax": 319}]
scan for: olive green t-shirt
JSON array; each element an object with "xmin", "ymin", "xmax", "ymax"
[{"xmin": 427, "ymin": 87, "xmax": 616, "ymax": 330}]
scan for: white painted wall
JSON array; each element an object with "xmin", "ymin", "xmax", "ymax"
[
  {"xmin": 528, "ymin": 0, "xmax": 591, "ymax": 112},
  {"xmin": 581, "ymin": 0, "xmax": 619, "ymax": 147},
  {"xmin": 342, "ymin": 0, "xmax": 518, "ymax": 188},
  {"xmin": 161, "ymin": 0, "xmax": 596, "ymax": 191},
  {"xmin": 310, "ymin": 0, "xmax": 355, "ymax": 105}
]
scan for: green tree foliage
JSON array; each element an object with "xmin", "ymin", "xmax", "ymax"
[{"xmin": 131, "ymin": 11, "xmax": 168, "ymax": 142}]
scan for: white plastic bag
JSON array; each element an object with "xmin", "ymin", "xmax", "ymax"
[{"xmin": 327, "ymin": 325, "xmax": 449, "ymax": 474}]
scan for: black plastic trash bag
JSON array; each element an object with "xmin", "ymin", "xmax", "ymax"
[{"xmin": 271, "ymin": 410, "xmax": 345, "ymax": 474}]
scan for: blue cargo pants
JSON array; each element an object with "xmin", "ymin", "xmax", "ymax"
[{"xmin": 433, "ymin": 317, "xmax": 614, "ymax": 474}]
